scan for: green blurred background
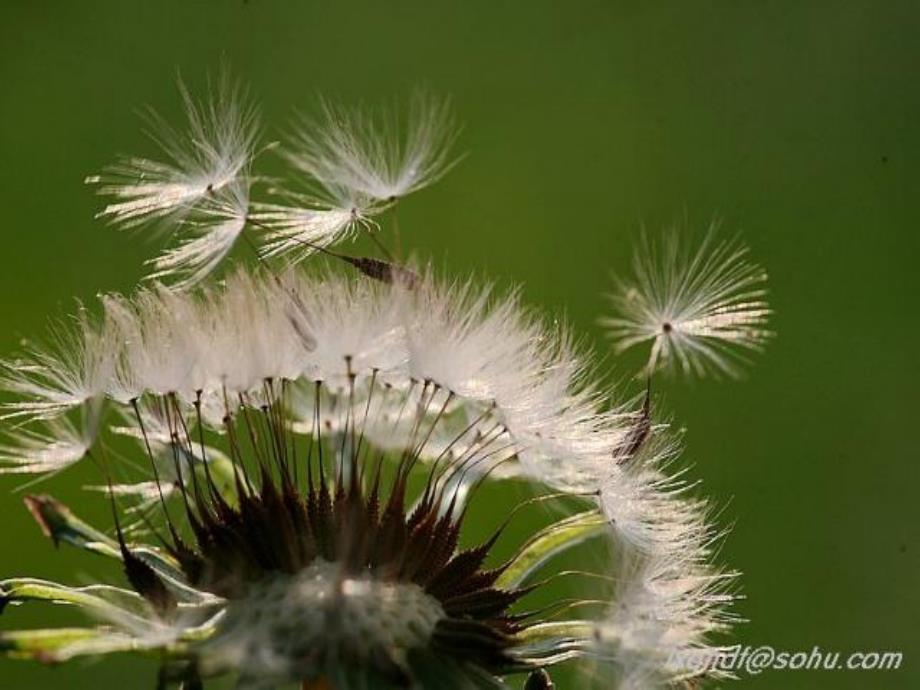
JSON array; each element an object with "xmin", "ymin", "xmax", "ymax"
[{"xmin": 1, "ymin": 1, "xmax": 917, "ymax": 688}]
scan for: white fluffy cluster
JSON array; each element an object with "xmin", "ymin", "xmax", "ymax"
[
  {"xmin": 597, "ymin": 434, "xmax": 738, "ymax": 688},
  {"xmin": 285, "ymin": 92, "xmax": 458, "ymax": 201},
  {"xmin": 0, "ymin": 264, "xmax": 745, "ymax": 688},
  {"xmin": 0, "ymin": 267, "xmax": 626, "ymax": 492}
]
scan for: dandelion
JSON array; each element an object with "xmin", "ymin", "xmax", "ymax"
[
  {"xmin": 1, "ymin": 79, "xmax": 773, "ymax": 690},
  {"xmin": 603, "ymin": 228, "xmax": 773, "ymax": 378},
  {"xmin": 249, "ymin": 194, "xmax": 378, "ymax": 265}
]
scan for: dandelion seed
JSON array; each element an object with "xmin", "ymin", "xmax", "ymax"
[
  {"xmin": 595, "ymin": 427, "xmax": 740, "ymax": 688},
  {"xmin": 595, "ymin": 544, "xmax": 739, "ymax": 688},
  {"xmin": 603, "ymin": 228, "xmax": 773, "ymax": 378},
  {"xmin": 0, "ymin": 416, "xmax": 94, "ymax": 475},
  {"xmin": 284, "ymin": 91, "xmax": 459, "ymax": 203},
  {"xmin": 146, "ymin": 177, "xmax": 251, "ymax": 288},
  {"xmin": 88, "ymin": 76, "xmax": 258, "ymax": 230},
  {"xmin": 87, "ymin": 76, "xmax": 259, "ymax": 286},
  {"xmin": 250, "ymin": 196, "xmax": 376, "ymax": 264},
  {"xmin": 0, "ymin": 307, "xmax": 116, "ymax": 423}
]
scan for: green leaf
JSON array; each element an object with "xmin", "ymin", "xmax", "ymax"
[
  {"xmin": 0, "ymin": 577, "xmax": 162, "ymax": 635},
  {"xmin": 0, "ymin": 577, "xmax": 221, "ymax": 632},
  {"xmin": 22, "ymin": 494, "xmax": 213, "ymax": 604},
  {"xmin": 515, "ymin": 620, "xmax": 596, "ymax": 644},
  {"xmin": 0, "ymin": 624, "xmax": 187, "ymax": 663},
  {"xmin": 496, "ymin": 509, "xmax": 607, "ymax": 589},
  {"xmin": 0, "ymin": 627, "xmax": 113, "ymax": 660},
  {"xmin": 511, "ymin": 620, "xmax": 595, "ymax": 666}
]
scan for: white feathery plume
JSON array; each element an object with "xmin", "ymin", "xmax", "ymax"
[
  {"xmin": 496, "ymin": 337, "xmax": 627, "ymax": 490},
  {"xmin": 0, "ymin": 416, "xmax": 96, "ymax": 475},
  {"xmin": 145, "ymin": 178, "xmax": 250, "ymax": 288},
  {"xmin": 598, "ymin": 547, "xmax": 737, "ymax": 688},
  {"xmin": 0, "ymin": 307, "xmax": 116, "ymax": 423},
  {"xmin": 87, "ymin": 76, "xmax": 258, "ymax": 287},
  {"xmin": 597, "ymin": 431, "xmax": 738, "ymax": 687},
  {"xmin": 401, "ymin": 280, "xmax": 539, "ymax": 401},
  {"xmin": 280, "ymin": 269, "xmax": 406, "ymax": 388},
  {"xmin": 103, "ymin": 288, "xmax": 203, "ymax": 401},
  {"xmin": 252, "ymin": 91, "xmax": 458, "ymax": 265},
  {"xmin": 284, "ymin": 91, "xmax": 459, "ymax": 202},
  {"xmin": 600, "ymin": 435, "xmax": 708, "ymax": 554},
  {"xmin": 194, "ymin": 269, "xmax": 309, "ymax": 394},
  {"xmin": 87, "ymin": 76, "xmax": 258, "ymax": 230},
  {"xmin": 397, "ymin": 276, "xmax": 630, "ymax": 490},
  {"xmin": 397, "ymin": 278, "xmax": 543, "ymax": 484},
  {"xmin": 249, "ymin": 193, "xmax": 380, "ymax": 265},
  {"xmin": 603, "ymin": 229, "xmax": 772, "ymax": 378}
]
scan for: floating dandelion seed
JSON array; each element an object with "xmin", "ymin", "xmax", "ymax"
[
  {"xmin": 603, "ymin": 228, "xmax": 773, "ymax": 378},
  {"xmin": 86, "ymin": 75, "xmax": 259, "ymax": 287},
  {"xmin": 87, "ymin": 75, "xmax": 258, "ymax": 230},
  {"xmin": 1, "ymin": 78, "xmax": 774, "ymax": 690},
  {"xmin": 249, "ymin": 194, "xmax": 378, "ymax": 265},
  {"xmin": 285, "ymin": 91, "xmax": 460, "ymax": 203},
  {"xmin": 250, "ymin": 91, "xmax": 460, "ymax": 266},
  {"xmin": 87, "ymin": 85, "xmax": 458, "ymax": 282}
]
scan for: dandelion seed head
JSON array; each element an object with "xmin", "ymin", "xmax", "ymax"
[
  {"xmin": 1, "ymin": 81, "xmax": 772, "ymax": 690},
  {"xmin": 0, "ymin": 268, "xmax": 743, "ymax": 689}
]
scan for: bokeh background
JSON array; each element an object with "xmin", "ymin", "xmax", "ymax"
[{"xmin": 1, "ymin": 2, "xmax": 917, "ymax": 688}]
